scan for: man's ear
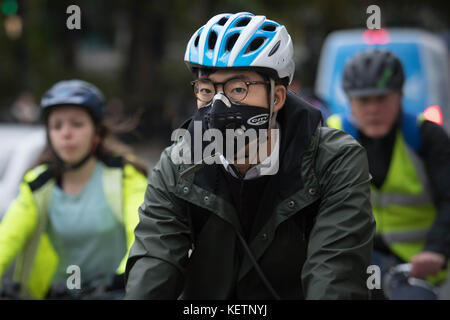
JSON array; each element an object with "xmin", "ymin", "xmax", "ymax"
[{"xmin": 273, "ymin": 85, "xmax": 287, "ymax": 113}]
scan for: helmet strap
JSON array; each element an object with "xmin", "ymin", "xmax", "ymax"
[
  {"xmin": 60, "ymin": 152, "xmax": 93, "ymax": 172},
  {"xmin": 49, "ymin": 133, "xmax": 100, "ymax": 173},
  {"xmin": 268, "ymin": 78, "xmax": 277, "ymax": 129},
  {"xmin": 90, "ymin": 135, "xmax": 101, "ymax": 153}
]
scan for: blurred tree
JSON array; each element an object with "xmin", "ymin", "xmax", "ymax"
[{"xmin": 0, "ymin": 0, "xmax": 448, "ymax": 141}]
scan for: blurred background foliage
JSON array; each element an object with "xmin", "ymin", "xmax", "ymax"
[{"xmin": 0, "ymin": 0, "xmax": 448, "ymax": 142}]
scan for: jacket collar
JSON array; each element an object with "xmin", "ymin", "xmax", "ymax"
[
  {"xmin": 245, "ymin": 91, "xmax": 323, "ymax": 238},
  {"xmin": 274, "ymin": 90, "xmax": 323, "ymax": 197}
]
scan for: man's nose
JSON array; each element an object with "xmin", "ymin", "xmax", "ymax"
[
  {"xmin": 214, "ymin": 83, "xmax": 224, "ymax": 93},
  {"xmin": 365, "ymin": 100, "xmax": 382, "ymax": 112},
  {"xmin": 212, "ymin": 92, "xmax": 231, "ymax": 107}
]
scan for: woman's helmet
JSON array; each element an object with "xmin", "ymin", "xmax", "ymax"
[
  {"xmin": 184, "ymin": 12, "xmax": 295, "ymax": 86},
  {"xmin": 40, "ymin": 79, "xmax": 105, "ymax": 121}
]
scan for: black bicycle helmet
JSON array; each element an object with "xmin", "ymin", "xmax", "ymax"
[
  {"xmin": 343, "ymin": 49, "xmax": 405, "ymax": 97},
  {"xmin": 40, "ymin": 79, "xmax": 105, "ymax": 121}
]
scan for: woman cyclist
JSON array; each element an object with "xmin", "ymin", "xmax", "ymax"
[{"xmin": 0, "ymin": 79, "xmax": 148, "ymax": 299}]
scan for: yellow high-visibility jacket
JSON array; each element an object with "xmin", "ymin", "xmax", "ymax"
[
  {"xmin": 327, "ymin": 113, "xmax": 447, "ymax": 284},
  {"xmin": 0, "ymin": 156, "xmax": 147, "ymax": 299}
]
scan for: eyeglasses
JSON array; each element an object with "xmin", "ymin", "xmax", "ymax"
[{"xmin": 191, "ymin": 78, "xmax": 269, "ymax": 104}]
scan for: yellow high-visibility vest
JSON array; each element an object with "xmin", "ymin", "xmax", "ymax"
[
  {"xmin": 0, "ymin": 160, "xmax": 147, "ymax": 299},
  {"xmin": 327, "ymin": 113, "xmax": 447, "ymax": 284}
]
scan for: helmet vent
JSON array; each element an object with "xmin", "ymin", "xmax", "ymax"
[
  {"xmin": 208, "ymin": 31, "xmax": 218, "ymax": 50},
  {"xmin": 225, "ymin": 33, "xmax": 240, "ymax": 52},
  {"xmin": 194, "ymin": 34, "xmax": 200, "ymax": 47},
  {"xmin": 236, "ymin": 18, "xmax": 251, "ymax": 27},
  {"xmin": 245, "ymin": 37, "xmax": 265, "ymax": 54},
  {"xmin": 268, "ymin": 40, "xmax": 280, "ymax": 57},
  {"xmin": 262, "ymin": 24, "xmax": 277, "ymax": 32},
  {"xmin": 217, "ymin": 17, "xmax": 228, "ymax": 26}
]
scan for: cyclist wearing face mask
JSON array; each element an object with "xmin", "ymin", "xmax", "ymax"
[
  {"xmin": 125, "ymin": 12, "xmax": 375, "ymax": 300},
  {"xmin": 0, "ymin": 80, "xmax": 148, "ymax": 299}
]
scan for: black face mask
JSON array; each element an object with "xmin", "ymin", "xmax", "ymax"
[
  {"xmin": 204, "ymin": 93, "xmax": 270, "ymax": 133},
  {"xmin": 187, "ymin": 93, "xmax": 271, "ymax": 164}
]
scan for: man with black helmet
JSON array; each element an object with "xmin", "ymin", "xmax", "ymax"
[
  {"xmin": 125, "ymin": 12, "xmax": 375, "ymax": 300},
  {"xmin": 327, "ymin": 49, "xmax": 450, "ymax": 299}
]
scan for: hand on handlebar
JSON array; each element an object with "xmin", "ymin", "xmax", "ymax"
[{"xmin": 410, "ymin": 251, "xmax": 445, "ymax": 279}]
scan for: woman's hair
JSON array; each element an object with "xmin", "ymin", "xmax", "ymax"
[{"xmin": 31, "ymin": 110, "xmax": 148, "ymax": 177}]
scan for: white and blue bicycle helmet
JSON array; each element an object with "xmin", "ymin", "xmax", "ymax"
[{"xmin": 184, "ymin": 12, "xmax": 295, "ymax": 86}]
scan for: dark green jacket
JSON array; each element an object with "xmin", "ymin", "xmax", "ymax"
[{"xmin": 125, "ymin": 92, "xmax": 376, "ymax": 300}]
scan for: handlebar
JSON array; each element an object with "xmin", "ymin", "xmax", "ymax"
[
  {"xmin": 1, "ymin": 274, "xmax": 125, "ymax": 300},
  {"xmin": 383, "ymin": 263, "xmax": 438, "ymax": 299},
  {"xmin": 0, "ymin": 281, "xmax": 22, "ymax": 300}
]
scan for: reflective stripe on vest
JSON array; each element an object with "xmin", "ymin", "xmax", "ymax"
[
  {"xmin": 371, "ymin": 192, "xmax": 431, "ymax": 207},
  {"xmin": 102, "ymin": 166, "xmax": 124, "ymax": 225},
  {"xmin": 382, "ymin": 229, "xmax": 429, "ymax": 244}
]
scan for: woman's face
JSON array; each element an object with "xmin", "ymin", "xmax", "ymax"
[{"xmin": 47, "ymin": 106, "xmax": 97, "ymax": 164}]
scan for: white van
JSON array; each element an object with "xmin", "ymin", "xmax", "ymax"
[{"xmin": 0, "ymin": 124, "xmax": 46, "ymax": 218}]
